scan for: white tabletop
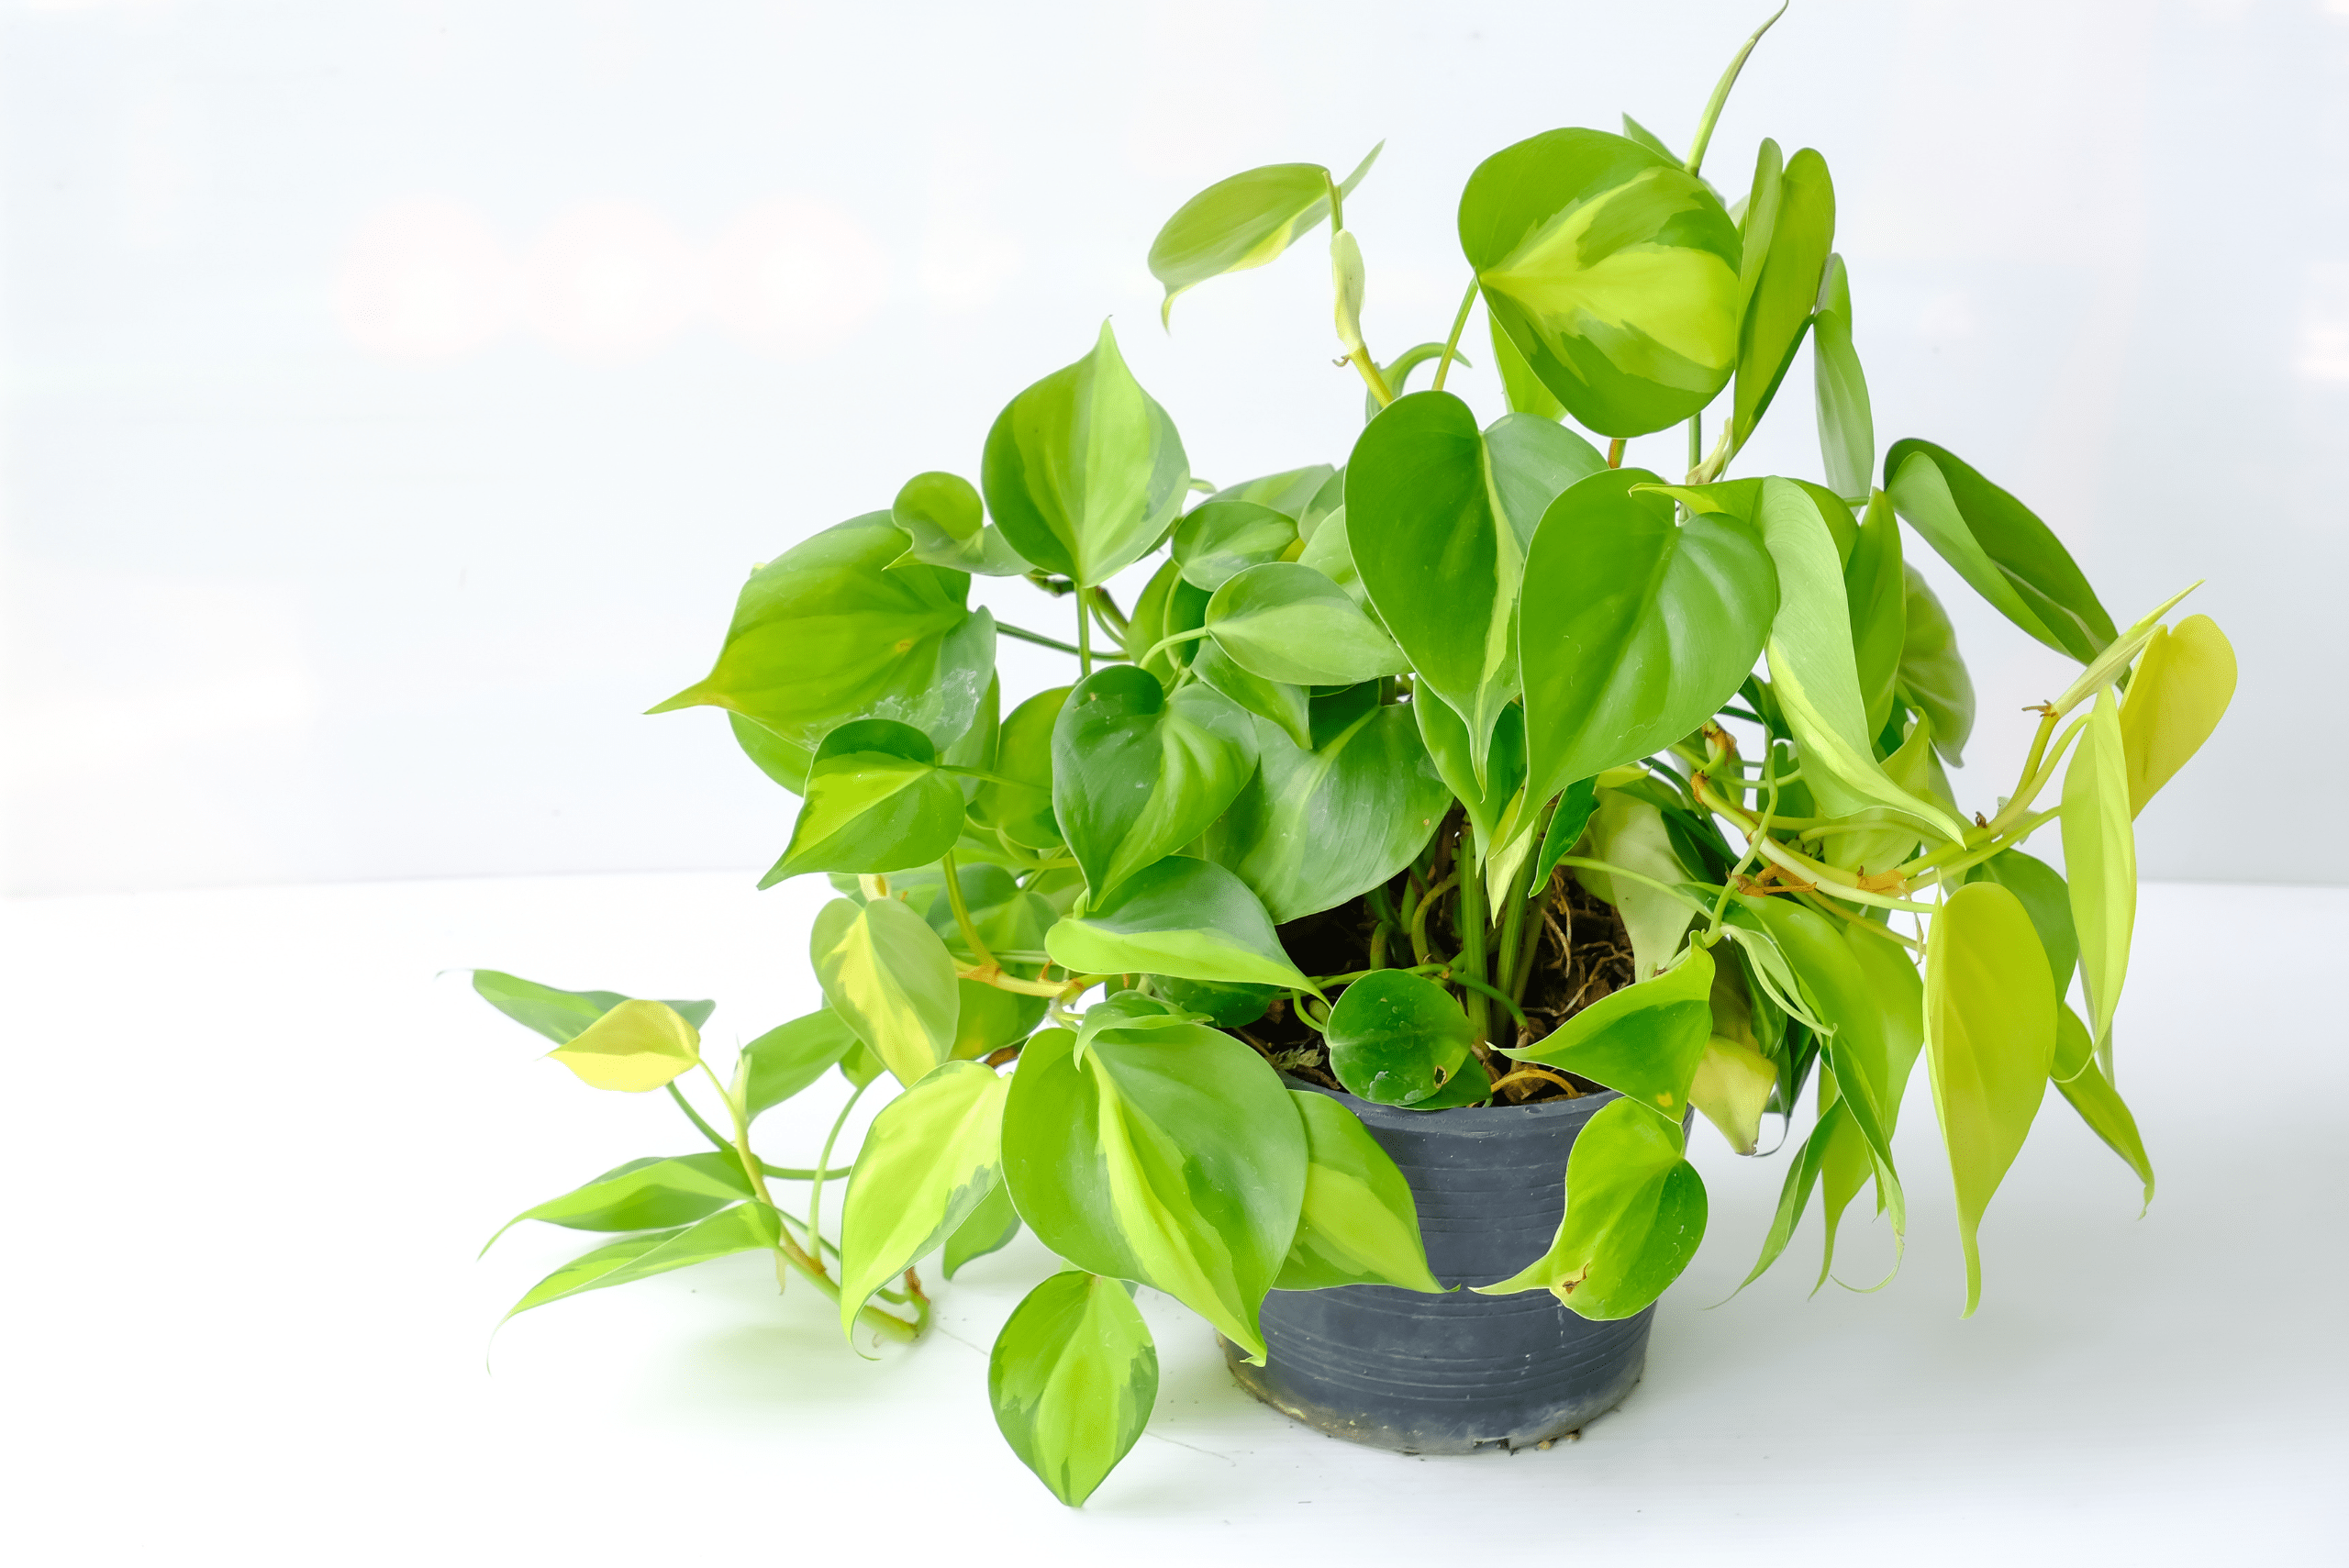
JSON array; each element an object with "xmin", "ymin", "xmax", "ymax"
[{"xmin": 6, "ymin": 873, "xmax": 2341, "ymax": 1564}]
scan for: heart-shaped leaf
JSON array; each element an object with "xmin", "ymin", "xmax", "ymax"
[
  {"xmin": 651, "ymin": 513, "xmax": 996, "ymax": 784},
  {"xmin": 1173, "ymin": 500, "xmax": 1298, "ymax": 591},
  {"xmin": 1044, "ymin": 856, "xmax": 1312, "ymax": 993},
  {"xmin": 763, "ymin": 718, "xmax": 968, "ymax": 884},
  {"xmin": 982, "ymin": 321, "xmax": 1188, "ymax": 588},
  {"xmin": 1324, "ymin": 969, "xmax": 1475, "ymax": 1107},
  {"xmin": 810, "ymin": 895, "xmax": 959, "ymax": 1087},
  {"xmin": 1475, "ymin": 1097, "xmax": 1708, "ymax": 1319},
  {"xmin": 1001, "ymin": 1023, "xmax": 1307, "ymax": 1362},
  {"xmin": 1276, "ymin": 1090, "xmax": 1442, "ymax": 1291},
  {"xmin": 2118, "ymin": 615, "xmax": 2235, "ymax": 817},
  {"xmin": 1149, "ymin": 146, "xmax": 1379, "ymax": 325},
  {"xmin": 891, "ymin": 470, "xmax": 1032, "ymax": 576},
  {"xmin": 546, "ymin": 998, "xmax": 702, "ymax": 1093},
  {"xmin": 1204, "ymin": 562, "xmax": 1409, "ymax": 686},
  {"xmin": 1460, "ymin": 129, "xmax": 1742, "ymax": 438},
  {"xmin": 1052, "ymin": 665, "xmax": 1259, "ymax": 900},
  {"xmin": 1502, "ymin": 947, "xmax": 1715, "ymax": 1115},
  {"xmin": 1518, "ymin": 469, "xmax": 1777, "ymax": 809},
  {"xmin": 837, "ymin": 1060, "xmax": 1009, "ymax": 1340},
  {"xmin": 988, "ymin": 1272, "xmax": 1158, "ymax": 1507}
]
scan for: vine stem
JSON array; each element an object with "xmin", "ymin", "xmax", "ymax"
[
  {"xmin": 939, "ymin": 850, "xmax": 996, "ymax": 970},
  {"xmin": 806, "ymin": 1076, "xmax": 874, "ymax": 1269},
  {"xmin": 1076, "ymin": 588, "xmax": 1094, "ymax": 677},
  {"xmin": 1432, "ymin": 274, "xmax": 1479, "ymax": 394}
]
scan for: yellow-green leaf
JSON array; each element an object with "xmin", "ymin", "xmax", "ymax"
[
  {"xmin": 810, "ymin": 895, "xmax": 959, "ymax": 1087},
  {"xmin": 1275, "ymin": 1091, "xmax": 1442, "ymax": 1293},
  {"xmin": 989, "ymin": 1272, "xmax": 1158, "ymax": 1507},
  {"xmin": 545, "ymin": 998, "xmax": 701, "ymax": 1093},
  {"xmin": 2118, "ymin": 615, "xmax": 2236, "ymax": 817},
  {"xmin": 1148, "ymin": 146, "xmax": 1379, "ymax": 326},
  {"xmin": 2054, "ymin": 1005, "xmax": 2154, "ymax": 1213},
  {"xmin": 1690, "ymin": 1034, "xmax": 1776, "ymax": 1155},
  {"xmin": 1924, "ymin": 882, "xmax": 2055, "ymax": 1317},
  {"xmin": 2061, "ymin": 690, "xmax": 2136, "ymax": 1058},
  {"xmin": 836, "ymin": 1060, "xmax": 1009, "ymax": 1341}
]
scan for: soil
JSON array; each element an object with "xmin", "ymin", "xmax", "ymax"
[{"xmin": 1237, "ymin": 806, "xmax": 1639, "ymax": 1106}]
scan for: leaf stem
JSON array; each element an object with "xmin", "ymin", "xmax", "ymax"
[
  {"xmin": 666, "ymin": 1079, "xmax": 736, "ymax": 1157},
  {"xmin": 1075, "ymin": 591, "xmax": 1094, "ymax": 677},
  {"xmin": 805, "ymin": 1076, "xmax": 874, "ymax": 1262},
  {"xmin": 998, "ymin": 621, "xmax": 1120, "ymax": 660},
  {"xmin": 1454, "ymin": 860, "xmax": 1492, "ymax": 1049},
  {"xmin": 1432, "ymin": 274, "xmax": 1479, "ymax": 394},
  {"xmin": 939, "ymin": 849, "xmax": 996, "ymax": 970}
]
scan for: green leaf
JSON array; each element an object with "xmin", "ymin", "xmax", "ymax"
[
  {"xmin": 1753, "ymin": 478, "xmax": 1965, "ymax": 844},
  {"xmin": 2054, "ymin": 1005, "xmax": 2154, "ymax": 1211},
  {"xmin": 1813, "ymin": 255, "xmax": 1875, "ymax": 502},
  {"xmin": 545, "ymin": 998, "xmax": 701, "ymax": 1093},
  {"xmin": 1488, "ymin": 304, "xmax": 1564, "ymax": 419},
  {"xmin": 2119, "ymin": 615, "xmax": 2235, "ymax": 817},
  {"xmin": 1502, "ymin": 946, "xmax": 1714, "ymax": 1115},
  {"xmin": 1052, "ymin": 665, "xmax": 1259, "ymax": 900},
  {"xmin": 1884, "ymin": 440, "xmax": 2116, "ymax": 664},
  {"xmin": 1324, "ymin": 969, "xmax": 1476, "ymax": 1107},
  {"xmin": 1204, "ymin": 562, "xmax": 1409, "ymax": 686},
  {"xmin": 1531, "ymin": 777, "xmax": 1601, "ymax": 890},
  {"xmin": 2062, "ymin": 691, "xmax": 2136, "ymax": 1058},
  {"xmin": 989, "ymin": 1272, "xmax": 1159, "ymax": 1507},
  {"xmin": 1206, "ymin": 463, "xmax": 1340, "ymax": 521},
  {"xmin": 740, "ymin": 1008, "xmax": 861, "ymax": 1119},
  {"xmin": 1734, "ymin": 138, "xmax": 1782, "ymax": 317},
  {"xmin": 1191, "ymin": 639, "xmax": 1312, "ymax": 752},
  {"xmin": 1820, "ymin": 713, "xmax": 1936, "ymax": 876},
  {"xmin": 1843, "ymin": 490, "xmax": 1905, "ymax": 738},
  {"xmin": 483, "ymin": 1153, "xmax": 752, "ymax": 1255},
  {"xmin": 1045, "ymin": 856, "xmax": 1314, "ymax": 993},
  {"xmin": 762, "ymin": 718, "xmax": 967, "ymax": 885},
  {"xmin": 1620, "ymin": 113, "xmax": 1680, "ymax": 164},
  {"xmin": 1475, "ymin": 1097, "xmax": 1707, "ymax": 1318},
  {"xmin": 1173, "ymin": 500, "xmax": 1298, "ymax": 592},
  {"xmin": 971, "ymin": 685, "xmax": 1069, "ymax": 850},
  {"xmin": 1689, "ymin": 1034, "xmax": 1777, "ymax": 1155},
  {"xmin": 470, "ymin": 971, "xmax": 714, "ymax": 1044},
  {"xmin": 650, "ymin": 513, "xmax": 994, "ymax": 777},
  {"xmin": 1293, "ymin": 504, "xmax": 1369, "ymax": 607},
  {"xmin": 1001, "ymin": 1024, "xmax": 1308, "ymax": 1361},
  {"xmin": 1518, "ymin": 469, "xmax": 1777, "ymax": 807},
  {"xmin": 504, "ymin": 1201, "xmax": 781, "ymax": 1320},
  {"xmin": 1966, "ymin": 850, "xmax": 2078, "ymax": 997},
  {"xmin": 982, "ymin": 321, "xmax": 1188, "ymax": 588},
  {"xmin": 1204, "ymin": 685, "xmax": 1451, "ymax": 924},
  {"xmin": 1144, "ymin": 973, "xmax": 1276, "ymax": 1029},
  {"xmin": 1572, "ymin": 789, "xmax": 1697, "ymax": 980},
  {"xmin": 810, "ymin": 895, "xmax": 959, "ymax": 1087},
  {"xmin": 1149, "ymin": 145, "xmax": 1379, "ymax": 325},
  {"xmin": 891, "ymin": 471, "xmax": 1031, "ymax": 576},
  {"xmin": 1073, "ymin": 988, "xmax": 1202, "ymax": 1063},
  {"xmin": 1896, "ymin": 564, "xmax": 1976, "ymax": 766},
  {"xmin": 837, "ymin": 1060, "xmax": 1009, "ymax": 1339},
  {"xmin": 1276, "ymin": 1091, "xmax": 1442, "ymax": 1291},
  {"xmin": 1731, "ymin": 147, "xmax": 1833, "ymax": 449},
  {"xmin": 1461, "ymin": 129, "xmax": 1742, "ymax": 437},
  {"xmin": 1367, "ymin": 339, "xmax": 1475, "ymax": 419},
  {"xmin": 944, "ymin": 1179, "xmax": 1022, "ymax": 1277},
  {"xmin": 1924, "ymin": 881, "xmax": 2056, "ymax": 1317},
  {"xmin": 1416, "ymin": 691, "xmax": 1525, "ymax": 854}
]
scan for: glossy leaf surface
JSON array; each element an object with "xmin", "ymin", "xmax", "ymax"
[
  {"xmin": 505, "ymin": 1202, "xmax": 779, "ymax": 1320},
  {"xmin": 891, "ymin": 470, "xmax": 1030, "ymax": 576},
  {"xmin": 1476, "ymin": 1097, "xmax": 1707, "ymax": 1318},
  {"xmin": 982, "ymin": 322, "xmax": 1188, "ymax": 587},
  {"xmin": 1812, "ymin": 254, "xmax": 1874, "ymax": 502},
  {"xmin": 1531, "ymin": 776, "xmax": 1601, "ymax": 889},
  {"xmin": 1150, "ymin": 146, "xmax": 1378, "ymax": 324},
  {"xmin": 2063, "ymin": 691, "xmax": 2136, "ymax": 1055},
  {"xmin": 1460, "ymin": 129, "xmax": 1742, "ymax": 437},
  {"xmin": 1204, "ymin": 562, "xmax": 1409, "ymax": 686},
  {"xmin": 1325, "ymin": 969, "xmax": 1476, "ymax": 1107},
  {"xmin": 1173, "ymin": 500, "xmax": 1298, "ymax": 591},
  {"xmin": 764, "ymin": 718, "xmax": 966, "ymax": 884},
  {"xmin": 1925, "ymin": 882, "xmax": 2055, "ymax": 1316},
  {"xmin": 740, "ymin": 1008, "xmax": 861, "ymax": 1119},
  {"xmin": 944, "ymin": 1179, "xmax": 1022, "ymax": 1278},
  {"xmin": 1191, "ymin": 639, "xmax": 1312, "ymax": 752},
  {"xmin": 1276, "ymin": 1090, "xmax": 1442, "ymax": 1291},
  {"xmin": 2119, "ymin": 615, "xmax": 2235, "ymax": 817},
  {"xmin": 1502, "ymin": 946, "xmax": 1714, "ymax": 1115},
  {"xmin": 837, "ymin": 1060, "xmax": 1009, "ymax": 1339},
  {"xmin": 483, "ymin": 1153, "xmax": 751, "ymax": 1254},
  {"xmin": 810, "ymin": 895, "xmax": 959, "ymax": 1087},
  {"xmin": 1732, "ymin": 147, "xmax": 1833, "ymax": 448},
  {"xmin": 1001, "ymin": 1025, "xmax": 1307, "ymax": 1360},
  {"xmin": 1052, "ymin": 666, "xmax": 1258, "ymax": 900},
  {"xmin": 989, "ymin": 1272, "xmax": 1158, "ymax": 1507},
  {"xmin": 1045, "ymin": 855, "xmax": 1312, "ymax": 992}
]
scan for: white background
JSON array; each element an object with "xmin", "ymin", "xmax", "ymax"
[{"xmin": 4, "ymin": 0, "xmax": 2345, "ymax": 895}]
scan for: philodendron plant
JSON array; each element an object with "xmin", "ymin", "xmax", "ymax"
[{"xmin": 471, "ymin": 14, "xmax": 2236, "ymax": 1507}]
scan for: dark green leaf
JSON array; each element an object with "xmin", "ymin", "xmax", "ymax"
[
  {"xmin": 1415, "ymin": 691, "xmax": 1524, "ymax": 853},
  {"xmin": 971, "ymin": 685, "xmax": 1070, "ymax": 850},
  {"xmin": 1145, "ymin": 973, "xmax": 1276, "ymax": 1029},
  {"xmin": 1325, "ymin": 969, "xmax": 1475, "ymax": 1107},
  {"xmin": 1966, "ymin": 849, "xmax": 2078, "ymax": 996},
  {"xmin": 1531, "ymin": 777, "xmax": 1600, "ymax": 889},
  {"xmin": 1204, "ymin": 562, "xmax": 1409, "ymax": 686},
  {"xmin": 1052, "ymin": 665, "xmax": 1259, "ymax": 900}
]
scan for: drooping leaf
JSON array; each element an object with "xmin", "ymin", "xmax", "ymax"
[
  {"xmin": 650, "ymin": 513, "xmax": 994, "ymax": 782},
  {"xmin": 1150, "ymin": 146, "xmax": 1380, "ymax": 325},
  {"xmin": 1206, "ymin": 463, "xmax": 1340, "ymax": 522},
  {"xmin": 2054, "ymin": 1005, "xmax": 2154, "ymax": 1211},
  {"xmin": 1531, "ymin": 776, "xmax": 1601, "ymax": 891},
  {"xmin": 1572, "ymin": 788, "xmax": 1698, "ymax": 980},
  {"xmin": 989, "ymin": 1272, "xmax": 1158, "ymax": 1507},
  {"xmin": 837, "ymin": 1060, "xmax": 1010, "ymax": 1339},
  {"xmin": 740, "ymin": 1008, "xmax": 861, "ymax": 1119},
  {"xmin": 1071, "ymin": 989, "xmax": 1200, "ymax": 1064},
  {"xmin": 1191, "ymin": 639, "xmax": 1312, "ymax": 752},
  {"xmin": 2118, "ymin": 615, "xmax": 2235, "ymax": 817},
  {"xmin": 1145, "ymin": 973, "xmax": 1277, "ymax": 1029},
  {"xmin": 1812, "ymin": 254, "xmax": 1875, "ymax": 502},
  {"xmin": 944, "ymin": 1179, "xmax": 1022, "ymax": 1277},
  {"xmin": 1884, "ymin": 440, "xmax": 2116, "ymax": 664},
  {"xmin": 1518, "ymin": 469, "xmax": 1777, "ymax": 806},
  {"xmin": 810, "ymin": 895, "xmax": 959, "ymax": 1087},
  {"xmin": 504, "ymin": 1202, "xmax": 781, "ymax": 1320},
  {"xmin": 1924, "ymin": 881, "xmax": 2056, "ymax": 1317},
  {"xmin": 1173, "ymin": 500, "xmax": 1299, "ymax": 591},
  {"xmin": 1203, "ymin": 562, "xmax": 1409, "ymax": 686},
  {"xmin": 1416, "ymin": 691, "xmax": 1525, "ymax": 855},
  {"xmin": 469, "ymin": 970, "xmax": 715, "ymax": 1045},
  {"xmin": 1276, "ymin": 1091, "xmax": 1442, "ymax": 1291},
  {"xmin": 1000, "ymin": 1025, "xmax": 1308, "ymax": 1361},
  {"xmin": 763, "ymin": 718, "xmax": 967, "ymax": 884},
  {"xmin": 1966, "ymin": 850, "xmax": 2079, "ymax": 998},
  {"xmin": 891, "ymin": 470, "xmax": 1031, "ymax": 576},
  {"xmin": 1460, "ymin": 129, "xmax": 1742, "ymax": 437},
  {"xmin": 1732, "ymin": 147, "xmax": 1833, "ymax": 449},
  {"xmin": 1735, "ymin": 138, "xmax": 1783, "ymax": 318},
  {"xmin": 1206, "ymin": 684, "xmax": 1451, "ymax": 924},
  {"xmin": 545, "ymin": 998, "xmax": 702, "ymax": 1093},
  {"xmin": 1052, "ymin": 666, "xmax": 1258, "ymax": 900},
  {"xmin": 483, "ymin": 1153, "xmax": 753, "ymax": 1255},
  {"xmin": 2062, "ymin": 690, "xmax": 2136, "ymax": 1059},
  {"xmin": 1896, "ymin": 565, "xmax": 1976, "ymax": 766},
  {"xmin": 1502, "ymin": 946, "xmax": 1714, "ymax": 1115},
  {"xmin": 982, "ymin": 321, "xmax": 1188, "ymax": 588},
  {"xmin": 971, "ymin": 685, "xmax": 1070, "ymax": 851},
  {"xmin": 1324, "ymin": 969, "xmax": 1476, "ymax": 1107},
  {"xmin": 1690, "ymin": 1035, "xmax": 1777, "ymax": 1155},
  {"xmin": 1820, "ymin": 714, "xmax": 1936, "ymax": 876},
  {"xmin": 1475, "ymin": 1097, "xmax": 1708, "ymax": 1318},
  {"xmin": 1843, "ymin": 490, "xmax": 1905, "ymax": 738},
  {"xmin": 1044, "ymin": 855, "xmax": 1313, "ymax": 993}
]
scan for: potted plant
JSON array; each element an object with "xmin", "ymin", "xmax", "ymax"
[{"xmin": 468, "ymin": 11, "xmax": 2237, "ymax": 1506}]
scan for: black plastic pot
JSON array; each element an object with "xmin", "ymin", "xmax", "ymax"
[{"xmin": 1225, "ymin": 1076, "xmax": 1655, "ymax": 1453}]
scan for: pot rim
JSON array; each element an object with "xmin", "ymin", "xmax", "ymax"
[{"xmin": 1279, "ymin": 1070, "xmax": 1624, "ymax": 1129}]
